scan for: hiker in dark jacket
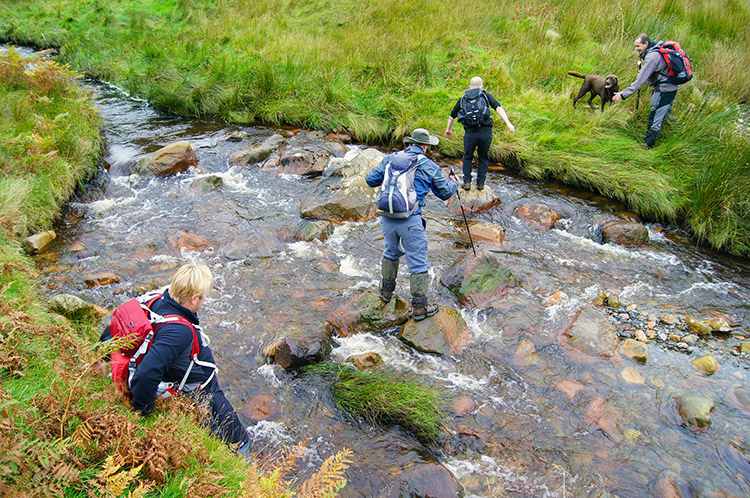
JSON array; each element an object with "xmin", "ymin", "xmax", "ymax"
[
  {"xmin": 366, "ymin": 128, "xmax": 458, "ymax": 320},
  {"xmin": 445, "ymin": 76, "xmax": 515, "ymax": 191},
  {"xmin": 613, "ymin": 33, "xmax": 679, "ymax": 148},
  {"xmin": 129, "ymin": 264, "xmax": 250, "ymax": 454}
]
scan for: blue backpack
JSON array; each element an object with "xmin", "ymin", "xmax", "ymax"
[{"xmin": 376, "ymin": 151, "xmax": 426, "ymax": 219}]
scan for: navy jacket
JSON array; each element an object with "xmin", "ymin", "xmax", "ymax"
[
  {"xmin": 130, "ymin": 289, "xmax": 217, "ymax": 416},
  {"xmin": 366, "ymin": 145, "xmax": 458, "ymax": 216}
]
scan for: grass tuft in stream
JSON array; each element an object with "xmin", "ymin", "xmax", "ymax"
[{"xmin": 306, "ymin": 361, "xmax": 447, "ymax": 445}]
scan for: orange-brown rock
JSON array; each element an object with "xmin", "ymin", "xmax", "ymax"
[
  {"xmin": 514, "ymin": 204, "xmax": 561, "ymax": 230},
  {"xmin": 84, "ymin": 272, "xmax": 121, "ymax": 287}
]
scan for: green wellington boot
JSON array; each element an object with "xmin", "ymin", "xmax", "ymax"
[
  {"xmin": 380, "ymin": 257, "xmax": 399, "ymax": 303},
  {"xmin": 409, "ymin": 272, "xmax": 438, "ymax": 320}
]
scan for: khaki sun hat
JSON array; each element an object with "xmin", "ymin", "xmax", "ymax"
[{"xmin": 404, "ymin": 128, "xmax": 440, "ymax": 146}]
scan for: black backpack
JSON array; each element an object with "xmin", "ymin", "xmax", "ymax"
[{"xmin": 458, "ymin": 91, "xmax": 491, "ymax": 127}]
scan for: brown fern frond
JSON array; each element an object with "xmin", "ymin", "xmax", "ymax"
[
  {"xmin": 297, "ymin": 448, "xmax": 353, "ymax": 498},
  {"xmin": 270, "ymin": 440, "xmax": 307, "ymax": 480},
  {"xmin": 181, "ymin": 469, "xmax": 232, "ymax": 498},
  {"xmin": 240, "ymin": 462, "xmax": 274, "ymax": 498}
]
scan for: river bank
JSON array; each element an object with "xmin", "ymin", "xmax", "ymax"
[{"xmin": 1, "ymin": 0, "xmax": 749, "ymax": 257}]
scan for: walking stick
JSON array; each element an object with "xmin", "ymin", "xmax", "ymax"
[
  {"xmin": 448, "ymin": 167, "xmax": 476, "ymax": 256},
  {"xmin": 635, "ymin": 59, "xmax": 643, "ymax": 111}
]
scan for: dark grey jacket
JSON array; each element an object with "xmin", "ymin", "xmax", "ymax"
[{"xmin": 620, "ymin": 41, "xmax": 678, "ymax": 99}]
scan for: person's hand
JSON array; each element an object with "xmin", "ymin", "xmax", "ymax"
[
  {"xmin": 445, "ymin": 129, "xmax": 453, "ymax": 138},
  {"xmin": 507, "ymin": 124, "xmax": 516, "ymax": 134},
  {"xmin": 613, "ymin": 93, "xmax": 623, "ymax": 103}
]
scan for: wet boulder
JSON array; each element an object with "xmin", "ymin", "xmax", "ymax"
[
  {"xmin": 463, "ymin": 221, "xmax": 505, "ymax": 248},
  {"xmin": 725, "ymin": 386, "xmax": 750, "ymax": 416},
  {"xmin": 23, "ymin": 230, "xmax": 56, "ymax": 254},
  {"xmin": 563, "ymin": 307, "xmax": 619, "ymax": 358},
  {"xmin": 134, "ymin": 141, "xmax": 198, "ymax": 175},
  {"xmin": 326, "ymin": 288, "xmax": 410, "ymax": 337},
  {"xmin": 676, "ymin": 395, "xmax": 714, "ymax": 430},
  {"xmin": 692, "ymin": 354, "xmax": 719, "ymax": 375},
  {"xmin": 440, "ymin": 250, "xmax": 519, "ymax": 310},
  {"xmin": 620, "ymin": 338, "xmax": 648, "ymax": 363},
  {"xmin": 242, "ymin": 393, "xmax": 280, "ymax": 421},
  {"xmin": 601, "ymin": 221, "xmax": 649, "ymax": 247},
  {"xmin": 346, "ymin": 352, "xmax": 384, "ymax": 370},
  {"xmin": 685, "ymin": 316, "xmax": 712, "ymax": 336},
  {"xmin": 47, "ymin": 294, "xmax": 108, "ymax": 321},
  {"xmin": 263, "ymin": 335, "xmax": 332, "ymax": 371},
  {"xmin": 299, "ymin": 148, "xmax": 384, "ymax": 222},
  {"xmin": 229, "ymin": 133, "xmax": 286, "ymax": 166},
  {"xmin": 278, "ymin": 145, "xmax": 330, "ymax": 176},
  {"xmin": 294, "ymin": 219, "xmax": 334, "ymax": 242},
  {"xmin": 190, "ymin": 175, "xmax": 223, "ymax": 192},
  {"xmin": 84, "ymin": 271, "xmax": 121, "ymax": 288},
  {"xmin": 168, "ymin": 229, "xmax": 214, "ymax": 255},
  {"xmin": 382, "ymin": 461, "xmax": 464, "ymax": 498},
  {"xmin": 445, "ymin": 186, "xmax": 501, "ymax": 216},
  {"xmin": 514, "ymin": 203, "xmax": 561, "ymax": 230},
  {"xmin": 398, "ymin": 307, "xmax": 471, "ymax": 355}
]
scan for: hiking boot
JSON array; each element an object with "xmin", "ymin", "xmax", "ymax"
[
  {"xmin": 412, "ymin": 298, "xmax": 439, "ymax": 321},
  {"xmin": 380, "ymin": 257, "xmax": 399, "ymax": 303},
  {"xmin": 410, "ymin": 273, "xmax": 439, "ymax": 321},
  {"xmin": 461, "ymin": 183, "xmax": 471, "ymax": 191},
  {"xmin": 477, "ymin": 183, "xmax": 484, "ymax": 190},
  {"xmin": 644, "ymin": 130, "xmax": 658, "ymax": 149}
]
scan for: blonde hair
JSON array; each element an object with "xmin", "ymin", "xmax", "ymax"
[{"xmin": 169, "ymin": 264, "xmax": 213, "ymax": 305}]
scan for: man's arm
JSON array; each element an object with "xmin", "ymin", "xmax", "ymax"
[
  {"xmin": 130, "ymin": 323, "xmax": 191, "ymax": 416},
  {"xmin": 445, "ymin": 99, "xmax": 462, "ymax": 137},
  {"xmin": 424, "ymin": 160, "xmax": 458, "ymax": 200},
  {"xmin": 365, "ymin": 156, "xmax": 389, "ymax": 187},
  {"xmin": 614, "ymin": 53, "xmax": 659, "ymax": 101},
  {"xmin": 495, "ymin": 106, "xmax": 515, "ymax": 134}
]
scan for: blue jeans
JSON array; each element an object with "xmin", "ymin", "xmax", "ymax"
[{"xmin": 380, "ymin": 214, "xmax": 430, "ymax": 274}]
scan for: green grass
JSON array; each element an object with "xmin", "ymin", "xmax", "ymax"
[
  {"xmin": 2, "ymin": 0, "xmax": 748, "ymax": 255},
  {"xmin": 306, "ymin": 361, "xmax": 446, "ymax": 445}
]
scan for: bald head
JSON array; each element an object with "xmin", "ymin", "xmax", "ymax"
[{"xmin": 469, "ymin": 76, "xmax": 484, "ymax": 89}]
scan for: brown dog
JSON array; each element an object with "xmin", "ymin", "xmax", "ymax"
[{"xmin": 568, "ymin": 71, "xmax": 619, "ymax": 111}]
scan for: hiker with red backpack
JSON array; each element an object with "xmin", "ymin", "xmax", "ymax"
[
  {"xmin": 105, "ymin": 264, "xmax": 250, "ymax": 455},
  {"xmin": 613, "ymin": 33, "xmax": 692, "ymax": 148}
]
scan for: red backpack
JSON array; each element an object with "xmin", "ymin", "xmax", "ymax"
[
  {"xmin": 109, "ymin": 291, "xmax": 215, "ymax": 396},
  {"xmin": 658, "ymin": 41, "xmax": 693, "ymax": 85}
]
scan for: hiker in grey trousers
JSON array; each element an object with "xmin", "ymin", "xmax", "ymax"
[{"xmin": 613, "ymin": 33, "xmax": 678, "ymax": 148}]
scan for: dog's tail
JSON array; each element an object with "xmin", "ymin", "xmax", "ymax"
[{"xmin": 567, "ymin": 71, "xmax": 585, "ymax": 79}]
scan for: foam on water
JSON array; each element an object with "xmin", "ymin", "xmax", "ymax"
[
  {"xmin": 338, "ymin": 254, "xmax": 372, "ymax": 278},
  {"xmin": 256, "ymin": 364, "xmax": 285, "ymax": 388},
  {"xmin": 247, "ymin": 420, "xmax": 294, "ymax": 446},
  {"xmin": 444, "ymin": 455, "xmax": 558, "ymax": 498},
  {"xmin": 287, "ymin": 241, "xmax": 325, "ymax": 259}
]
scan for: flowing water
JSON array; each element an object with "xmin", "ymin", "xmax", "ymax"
[{"xmin": 31, "ymin": 79, "xmax": 750, "ymax": 497}]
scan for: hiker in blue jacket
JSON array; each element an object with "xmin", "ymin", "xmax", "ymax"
[
  {"xmin": 129, "ymin": 264, "xmax": 250, "ymax": 454},
  {"xmin": 613, "ymin": 33, "xmax": 679, "ymax": 148},
  {"xmin": 366, "ymin": 128, "xmax": 458, "ymax": 320}
]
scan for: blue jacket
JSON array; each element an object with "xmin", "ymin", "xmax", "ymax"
[
  {"xmin": 130, "ymin": 289, "xmax": 217, "ymax": 416},
  {"xmin": 366, "ymin": 145, "xmax": 458, "ymax": 215}
]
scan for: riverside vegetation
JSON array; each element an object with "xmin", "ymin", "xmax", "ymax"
[
  {"xmin": 1, "ymin": 0, "xmax": 749, "ymax": 255},
  {"xmin": 0, "ymin": 49, "xmax": 355, "ymax": 497}
]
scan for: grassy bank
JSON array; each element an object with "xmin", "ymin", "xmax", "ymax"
[
  {"xmin": 1, "ymin": 0, "xmax": 748, "ymax": 255},
  {"xmin": 0, "ymin": 50, "xmax": 351, "ymax": 497}
]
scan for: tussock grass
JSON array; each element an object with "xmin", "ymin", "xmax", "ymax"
[
  {"xmin": 1, "ymin": 0, "xmax": 749, "ymax": 254},
  {"xmin": 306, "ymin": 361, "xmax": 446, "ymax": 445}
]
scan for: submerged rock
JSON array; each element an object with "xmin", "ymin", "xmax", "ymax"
[
  {"xmin": 692, "ymin": 354, "xmax": 719, "ymax": 375},
  {"xmin": 278, "ymin": 145, "xmax": 330, "ymax": 176},
  {"xmin": 676, "ymin": 395, "xmax": 714, "ymax": 430},
  {"xmin": 620, "ymin": 338, "xmax": 648, "ymax": 363},
  {"xmin": 229, "ymin": 133, "xmax": 286, "ymax": 166},
  {"xmin": 294, "ymin": 219, "xmax": 334, "ymax": 242},
  {"xmin": 514, "ymin": 203, "xmax": 561, "ymax": 230},
  {"xmin": 440, "ymin": 250, "xmax": 519, "ymax": 310},
  {"xmin": 325, "ymin": 288, "xmax": 410, "ymax": 337},
  {"xmin": 563, "ymin": 307, "xmax": 619, "ymax": 358},
  {"xmin": 398, "ymin": 307, "xmax": 471, "ymax": 355},
  {"xmin": 382, "ymin": 461, "xmax": 464, "ymax": 498},
  {"xmin": 601, "ymin": 221, "xmax": 649, "ymax": 247},
  {"xmin": 346, "ymin": 352, "xmax": 384, "ymax": 370},
  {"xmin": 134, "ymin": 141, "xmax": 198, "ymax": 175}
]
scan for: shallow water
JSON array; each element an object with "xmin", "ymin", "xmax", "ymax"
[{"xmin": 32, "ymin": 79, "xmax": 750, "ymax": 497}]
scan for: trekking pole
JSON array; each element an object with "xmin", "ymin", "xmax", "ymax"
[
  {"xmin": 635, "ymin": 59, "xmax": 643, "ymax": 111},
  {"xmin": 448, "ymin": 167, "xmax": 476, "ymax": 256}
]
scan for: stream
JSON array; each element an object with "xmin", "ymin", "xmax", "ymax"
[{"xmin": 30, "ymin": 76, "xmax": 750, "ymax": 497}]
